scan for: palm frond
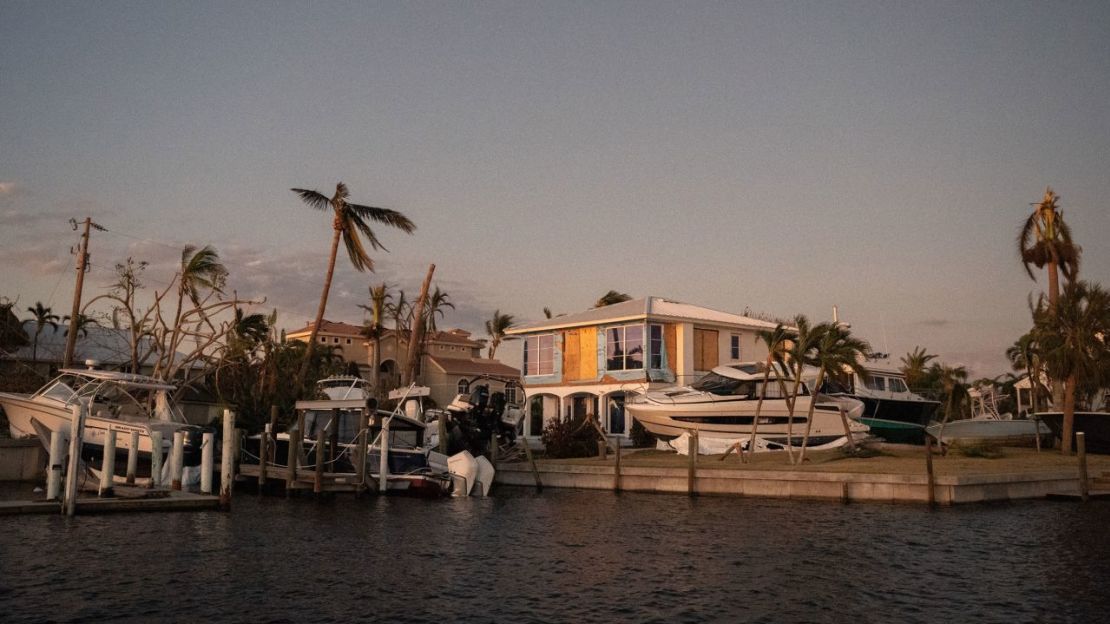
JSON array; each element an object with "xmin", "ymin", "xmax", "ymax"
[
  {"xmin": 347, "ymin": 203, "xmax": 417, "ymax": 234},
  {"xmin": 291, "ymin": 188, "xmax": 332, "ymax": 211}
]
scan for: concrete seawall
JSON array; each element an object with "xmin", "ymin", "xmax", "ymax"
[{"xmin": 495, "ymin": 461, "xmax": 1084, "ymax": 505}]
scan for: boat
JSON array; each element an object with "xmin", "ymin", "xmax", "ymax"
[
  {"xmin": 1036, "ymin": 411, "xmax": 1110, "ymax": 454},
  {"xmin": 820, "ymin": 358, "xmax": 940, "ymax": 444},
  {"xmin": 925, "ymin": 385, "xmax": 1050, "ymax": 447},
  {"xmin": 626, "ymin": 362, "xmax": 868, "ymax": 446},
  {"xmin": 0, "ymin": 363, "xmax": 207, "ymax": 477}
]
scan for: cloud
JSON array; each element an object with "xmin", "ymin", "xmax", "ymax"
[{"xmin": 916, "ymin": 319, "xmax": 951, "ymax": 328}]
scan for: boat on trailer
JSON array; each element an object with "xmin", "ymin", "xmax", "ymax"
[
  {"xmin": 926, "ymin": 385, "xmax": 1050, "ymax": 447},
  {"xmin": 626, "ymin": 362, "xmax": 868, "ymax": 447}
]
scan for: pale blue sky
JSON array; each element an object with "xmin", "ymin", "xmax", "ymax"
[{"xmin": 2, "ymin": 1, "xmax": 1108, "ymax": 376}]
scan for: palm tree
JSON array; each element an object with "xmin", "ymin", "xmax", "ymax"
[
  {"xmin": 425, "ymin": 286, "xmax": 454, "ymax": 333},
  {"xmin": 900, "ymin": 346, "xmax": 937, "ymax": 390},
  {"xmin": 26, "ymin": 302, "xmax": 59, "ymax": 365},
  {"xmin": 1006, "ymin": 332, "xmax": 1046, "ymax": 415},
  {"xmin": 163, "ymin": 245, "xmax": 228, "ymax": 376},
  {"xmin": 797, "ymin": 323, "xmax": 871, "ymax": 464},
  {"xmin": 388, "ymin": 289, "xmax": 411, "ymax": 333},
  {"xmin": 783, "ymin": 314, "xmax": 820, "ymax": 462},
  {"xmin": 594, "ymin": 290, "xmax": 632, "ymax": 307},
  {"xmin": 932, "ymin": 363, "xmax": 970, "ymax": 444},
  {"xmin": 62, "ymin": 313, "xmax": 100, "ymax": 339},
  {"xmin": 359, "ymin": 283, "xmax": 392, "ymax": 400},
  {"xmin": 485, "ymin": 310, "xmax": 516, "ymax": 359},
  {"xmin": 1033, "ymin": 281, "xmax": 1110, "ymax": 453},
  {"xmin": 746, "ymin": 323, "xmax": 791, "ymax": 461},
  {"xmin": 228, "ymin": 306, "xmax": 270, "ymax": 354},
  {"xmin": 291, "ymin": 182, "xmax": 415, "ymax": 389}
]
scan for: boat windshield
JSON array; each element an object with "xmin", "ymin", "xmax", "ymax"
[
  {"xmin": 691, "ymin": 373, "xmax": 755, "ymax": 397},
  {"xmin": 36, "ymin": 376, "xmax": 83, "ymax": 403}
]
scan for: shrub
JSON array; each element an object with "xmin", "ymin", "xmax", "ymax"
[
  {"xmin": 541, "ymin": 413, "xmax": 601, "ymax": 458},
  {"xmin": 629, "ymin": 418, "xmax": 656, "ymax": 448}
]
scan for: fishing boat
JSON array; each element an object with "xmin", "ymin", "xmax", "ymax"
[
  {"xmin": 0, "ymin": 363, "xmax": 206, "ymax": 475},
  {"xmin": 1036, "ymin": 412, "xmax": 1110, "ymax": 454},
  {"xmin": 926, "ymin": 385, "xmax": 1050, "ymax": 447},
  {"xmin": 820, "ymin": 359, "xmax": 940, "ymax": 444},
  {"xmin": 626, "ymin": 362, "xmax": 868, "ymax": 446}
]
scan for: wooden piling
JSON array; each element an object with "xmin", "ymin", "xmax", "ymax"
[
  {"xmin": 287, "ymin": 410, "xmax": 304, "ymax": 497},
  {"xmin": 357, "ymin": 409, "xmax": 370, "ymax": 493},
  {"xmin": 47, "ymin": 430, "xmax": 64, "ymax": 501},
  {"xmin": 523, "ymin": 442, "xmax": 543, "ymax": 491},
  {"xmin": 63, "ymin": 403, "xmax": 86, "ymax": 516},
  {"xmin": 149, "ymin": 431, "xmax": 163, "ymax": 489},
  {"xmin": 1078, "ymin": 432, "xmax": 1089, "ymax": 503},
  {"xmin": 259, "ymin": 423, "xmax": 271, "ymax": 487},
  {"xmin": 378, "ymin": 415, "xmax": 390, "ymax": 493},
  {"xmin": 99, "ymin": 428, "xmax": 117, "ymax": 497},
  {"xmin": 597, "ymin": 439, "xmax": 607, "ymax": 460},
  {"xmin": 614, "ymin": 439, "xmax": 622, "ymax": 493},
  {"xmin": 125, "ymin": 430, "xmax": 139, "ymax": 485},
  {"xmin": 314, "ymin": 418, "xmax": 327, "ymax": 496},
  {"xmin": 925, "ymin": 435, "xmax": 936, "ymax": 507},
  {"xmin": 219, "ymin": 409, "xmax": 235, "ymax": 510},
  {"xmin": 438, "ymin": 411, "xmax": 448, "ymax": 455},
  {"xmin": 170, "ymin": 430, "xmax": 185, "ymax": 491},
  {"xmin": 200, "ymin": 431, "xmax": 214, "ymax": 494},
  {"xmin": 491, "ymin": 432, "xmax": 499, "ymax": 470},
  {"xmin": 688, "ymin": 430, "xmax": 698, "ymax": 497},
  {"xmin": 1033, "ymin": 414, "xmax": 1042, "ymax": 453}
]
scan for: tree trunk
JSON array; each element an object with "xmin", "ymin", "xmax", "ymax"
[
  {"xmin": 297, "ymin": 225, "xmax": 343, "ymax": 392},
  {"xmin": 1047, "ymin": 259, "xmax": 1065, "ymax": 410},
  {"xmin": 785, "ymin": 372, "xmax": 803, "ymax": 464},
  {"xmin": 402, "ymin": 264, "xmax": 435, "ymax": 387},
  {"xmin": 797, "ymin": 367, "xmax": 826, "ymax": 464},
  {"xmin": 746, "ymin": 359, "xmax": 774, "ymax": 462},
  {"xmin": 371, "ymin": 330, "xmax": 382, "ymax": 402},
  {"xmin": 1061, "ymin": 373, "xmax": 1077, "ymax": 454}
]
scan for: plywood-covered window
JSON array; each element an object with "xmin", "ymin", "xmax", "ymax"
[{"xmin": 694, "ymin": 328, "xmax": 719, "ymax": 371}]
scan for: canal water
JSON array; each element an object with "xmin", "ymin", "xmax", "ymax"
[{"xmin": 2, "ymin": 488, "xmax": 1109, "ymax": 623}]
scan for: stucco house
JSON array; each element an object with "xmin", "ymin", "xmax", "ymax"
[
  {"xmin": 285, "ymin": 320, "xmax": 370, "ymax": 375},
  {"xmin": 504, "ymin": 296, "xmax": 781, "ymax": 442}
]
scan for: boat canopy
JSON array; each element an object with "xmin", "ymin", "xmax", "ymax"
[{"xmin": 55, "ymin": 368, "xmax": 178, "ymax": 391}]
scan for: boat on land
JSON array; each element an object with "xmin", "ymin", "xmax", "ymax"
[
  {"xmin": 626, "ymin": 362, "xmax": 868, "ymax": 446},
  {"xmin": 1036, "ymin": 411, "xmax": 1110, "ymax": 454},
  {"xmin": 0, "ymin": 363, "xmax": 206, "ymax": 476},
  {"xmin": 820, "ymin": 359, "xmax": 940, "ymax": 444},
  {"xmin": 926, "ymin": 385, "xmax": 1050, "ymax": 447}
]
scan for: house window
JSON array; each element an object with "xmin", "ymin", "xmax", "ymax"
[
  {"xmin": 333, "ymin": 337, "xmax": 340, "ymax": 344},
  {"xmin": 730, "ymin": 334, "xmax": 741, "ymax": 360},
  {"xmin": 457, "ymin": 379, "xmax": 470, "ymax": 394},
  {"xmin": 319, "ymin": 337, "xmax": 326, "ymax": 343},
  {"xmin": 504, "ymin": 382, "xmax": 517, "ymax": 403},
  {"xmin": 523, "ymin": 334, "xmax": 555, "ymax": 376},
  {"xmin": 346, "ymin": 338, "xmax": 351, "ymax": 345},
  {"xmin": 649, "ymin": 324, "xmax": 664, "ymax": 369},
  {"xmin": 606, "ymin": 324, "xmax": 644, "ymax": 371}
]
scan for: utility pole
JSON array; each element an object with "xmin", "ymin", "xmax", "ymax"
[{"xmin": 63, "ymin": 217, "xmax": 96, "ymax": 369}]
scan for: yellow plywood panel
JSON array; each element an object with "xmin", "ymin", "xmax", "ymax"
[
  {"xmin": 578, "ymin": 326, "xmax": 597, "ymax": 380},
  {"xmin": 563, "ymin": 330, "xmax": 580, "ymax": 382}
]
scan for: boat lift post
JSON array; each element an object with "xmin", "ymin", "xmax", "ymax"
[
  {"xmin": 219, "ymin": 409, "xmax": 235, "ymax": 510},
  {"xmin": 200, "ymin": 431, "xmax": 214, "ymax": 494},
  {"xmin": 47, "ymin": 431, "xmax": 64, "ymax": 500},
  {"xmin": 170, "ymin": 431, "xmax": 185, "ymax": 490},
  {"xmin": 149, "ymin": 431, "xmax": 163, "ymax": 489},
  {"xmin": 125, "ymin": 430, "xmax": 139, "ymax": 485},
  {"xmin": 62, "ymin": 401, "xmax": 87, "ymax": 516},
  {"xmin": 98, "ymin": 428, "xmax": 117, "ymax": 497}
]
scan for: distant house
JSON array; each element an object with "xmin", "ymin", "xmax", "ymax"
[
  {"xmin": 289, "ymin": 321, "xmax": 520, "ymax": 408},
  {"xmin": 504, "ymin": 296, "xmax": 780, "ymax": 442}
]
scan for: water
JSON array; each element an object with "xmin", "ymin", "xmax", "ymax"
[{"xmin": 2, "ymin": 488, "xmax": 1109, "ymax": 623}]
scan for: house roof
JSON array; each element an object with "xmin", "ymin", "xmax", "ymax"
[
  {"xmin": 505, "ymin": 296, "xmax": 783, "ymax": 334},
  {"xmin": 3, "ymin": 322, "xmax": 193, "ymax": 368},
  {"xmin": 426, "ymin": 356, "xmax": 520, "ymax": 378},
  {"xmin": 287, "ymin": 319, "xmax": 365, "ymax": 337},
  {"xmin": 380, "ymin": 328, "xmax": 485, "ymax": 348}
]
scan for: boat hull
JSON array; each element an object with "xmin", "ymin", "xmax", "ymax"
[
  {"xmin": 1036, "ymin": 412, "xmax": 1110, "ymax": 454},
  {"xmin": 926, "ymin": 419, "xmax": 1052, "ymax": 447},
  {"xmin": 849, "ymin": 396, "xmax": 940, "ymax": 444},
  {"xmin": 627, "ymin": 400, "xmax": 866, "ymax": 442}
]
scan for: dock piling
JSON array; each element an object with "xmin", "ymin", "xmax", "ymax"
[
  {"xmin": 47, "ymin": 430, "xmax": 64, "ymax": 501},
  {"xmin": 201, "ymin": 431, "xmax": 214, "ymax": 494},
  {"xmin": 98, "ymin": 428, "xmax": 117, "ymax": 497},
  {"xmin": 63, "ymin": 401, "xmax": 86, "ymax": 516},
  {"xmin": 1078, "ymin": 431, "xmax": 1089, "ymax": 503},
  {"xmin": 925, "ymin": 435, "xmax": 936, "ymax": 507},
  {"xmin": 357, "ymin": 408, "xmax": 370, "ymax": 494},
  {"xmin": 170, "ymin": 430, "xmax": 185, "ymax": 491},
  {"xmin": 688, "ymin": 430, "xmax": 698, "ymax": 497},
  {"xmin": 523, "ymin": 442, "xmax": 543, "ymax": 492},
  {"xmin": 149, "ymin": 431, "xmax": 163, "ymax": 489},
  {"xmin": 614, "ymin": 439, "xmax": 622, "ymax": 493},
  {"xmin": 315, "ymin": 419, "xmax": 327, "ymax": 496},
  {"xmin": 287, "ymin": 410, "xmax": 303, "ymax": 496},
  {"xmin": 220, "ymin": 409, "xmax": 235, "ymax": 510},
  {"xmin": 125, "ymin": 430, "xmax": 139, "ymax": 485},
  {"xmin": 259, "ymin": 423, "xmax": 271, "ymax": 487}
]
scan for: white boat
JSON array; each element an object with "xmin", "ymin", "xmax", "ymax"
[
  {"xmin": 0, "ymin": 363, "xmax": 205, "ymax": 475},
  {"xmin": 626, "ymin": 362, "xmax": 868, "ymax": 446},
  {"xmin": 926, "ymin": 385, "xmax": 1050, "ymax": 447}
]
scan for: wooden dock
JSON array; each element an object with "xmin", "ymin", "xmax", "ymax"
[{"xmin": 0, "ymin": 484, "xmax": 220, "ymax": 515}]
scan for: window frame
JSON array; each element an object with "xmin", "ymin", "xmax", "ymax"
[{"xmin": 523, "ymin": 333, "xmax": 556, "ymax": 376}]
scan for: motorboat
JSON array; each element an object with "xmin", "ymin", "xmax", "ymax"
[
  {"xmin": 0, "ymin": 363, "xmax": 206, "ymax": 477},
  {"xmin": 926, "ymin": 385, "xmax": 1050, "ymax": 447},
  {"xmin": 1036, "ymin": 411, "xmax": 1110, "ymax": 454},
  {"xmin": 820, "ymin": 359, "xmax": 940, "ymax": 444},
  {"xmin": 626, "ymin": 362, "xmax": 868, "ymax": 446}
]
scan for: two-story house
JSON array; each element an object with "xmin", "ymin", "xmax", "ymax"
[{"xmin": 504, "ymin": 296, "xmax": 780, "ymax": 442}]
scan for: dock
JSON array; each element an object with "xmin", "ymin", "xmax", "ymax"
[
  {"xmin": 495, "ymin": 445, "xmax": 1110, "ymax": 505},
  {"xmin": 0, "ymin": 484, "xmax": 220, "ymax": 515}
]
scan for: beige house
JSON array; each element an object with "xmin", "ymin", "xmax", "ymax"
[
  {"xmin": 289, "ymin": 321, "xmax": 520, "ymax": 408},
  {"xmin": 504, "ymin": 296, "xmax": 780, "ymax": 442}
]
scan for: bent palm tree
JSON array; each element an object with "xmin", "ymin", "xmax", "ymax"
[
  {"xmin": 900, "ymin": 346, "xmax": 937, "ymax": 390},
  {"xmin": 783, "ymin": 314, "xmax": 819, "ymax": 463},
  {"xmin": 164, "ymin": 245, "xmax": 227, "ymax": 375},
  {"xmin": 797, "ymin": 323, "xmax": 871, "ymax": 464},
  {"xmin": 292, "ymin": 182, "xmax": 415, "ymax": 390},
  {"xmin": 746, "ymin": 323, "xmax": 791, "ymax": 461},
  {"xmin": 485, "ymin": 310, "xmax": 516, "ymax": 359},
  {"xmin": 27, "ymin": 302, "xmax": 59, "ymax": 366},
  {"xmin": 359, "ymin": 283, "xmax": 392, "ymax": 400}
]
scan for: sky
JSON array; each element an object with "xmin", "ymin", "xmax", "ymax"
[{"xmin": 2, "ymin": 1, "xmax": 1108, "ymax": 378}]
